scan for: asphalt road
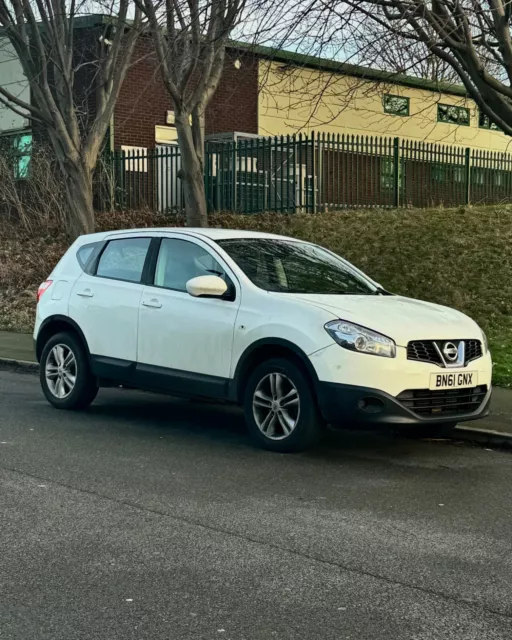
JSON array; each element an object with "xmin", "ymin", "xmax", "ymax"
[{"xmin": 1, "ymin": 370, "xmax": 512, "ymax": 640}]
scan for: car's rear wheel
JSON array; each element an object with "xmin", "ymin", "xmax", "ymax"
[
  {"xmin": 243, "ymin": 358, "xmax": 323, "ymax": 452},
  {"xmin": 40, "ymin": 332, "xmax": 98, "ymax": 410}
]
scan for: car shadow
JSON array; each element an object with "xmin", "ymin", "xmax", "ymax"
[
  {"xmin": 81, "ymin": 386, "xmax": 466, "ymax": 468},
  {"xmin": 86, "ymin": 386, "xmax": 250, "ymax": 440}
]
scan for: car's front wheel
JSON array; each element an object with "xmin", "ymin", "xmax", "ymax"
[
  {"xmin": 40, "ymin": 332, "xmax": 98, "ymax": 410},
  {"xmin": 243, "ymin": 358, "xmax": 323, "ymax": 452}
]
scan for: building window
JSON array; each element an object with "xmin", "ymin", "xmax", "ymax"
[
  {"xmin": 479, "ymin": 111, "xmax": 500, "ymax": 131},
  {"xmin": 437, "ymin": 104, "xmax": 470, "ymax": 126},
  {"xmin": 383, "ymin": 95, "xmax": 410, "ymax": 117},
  {"xmin": 13, "ymin": 133, "xmax": 32, "ymax": 179}
]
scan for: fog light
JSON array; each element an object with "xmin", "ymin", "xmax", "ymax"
[{"xmin": 358, "ymin": 397, "xmax": 385, "ymax": 414}]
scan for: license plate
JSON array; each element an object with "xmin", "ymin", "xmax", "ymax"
[{"xmin": 429, "ymin": 371, "xmax": 478, "ymax": 391}]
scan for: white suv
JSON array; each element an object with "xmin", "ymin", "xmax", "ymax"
[{"xmin": 34, "ymin": 228, "xmax": 492, "ymax": 452}]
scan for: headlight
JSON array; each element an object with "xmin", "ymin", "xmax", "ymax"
[{"xmin": 325, "ymin": 320, "xmax": 396, "ymax": 358}]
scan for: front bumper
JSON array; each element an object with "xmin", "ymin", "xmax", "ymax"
[
  {"xmin": 317, "ymin": 382, "xmax": 492, "ymax": 426},
  {"xmin": 309, "ymin": 344, "xmax": 493, "ymax": 396}
]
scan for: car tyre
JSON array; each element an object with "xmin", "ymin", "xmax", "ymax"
[
  {"xmin": 243, "ymin": 358, "xmax": 323, "ymax": 452},
  {"xmin": 40, "ymin": 331, "xmax": 98, "ymax": 410}
]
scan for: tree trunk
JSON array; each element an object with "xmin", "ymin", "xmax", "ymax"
[
  {"xmin": 176, "ymin": 119, "xmax": 208, "ymax": 227},
  {"xmin": 63, "ymin": 164, "xmax": 96, "ymax": 239}
]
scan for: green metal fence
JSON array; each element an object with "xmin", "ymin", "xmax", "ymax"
[{"xmin": 97, "ymin": 132, "xmax": 512, "ymax": 213}]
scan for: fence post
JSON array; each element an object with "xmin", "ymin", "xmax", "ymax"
[
  {"xmin": 306, "ymin": 131, "xmax": 317, "ymax": 213},
  {"xmin": 393, "ymin": 137, "xmax": 400, "ymax": 208},
  {"xmin": 120, "ymin": 149, "xmax": 126, "ymax": 209},
  {"xmin": 465, "ymin": 147, "xmax": 471, "ymax": 205},
  {"xmin": 232, "ymin": 140, "xmax": 237, "ymax": 211},
  {"xmin": 204, "ymin": 142, "xmax": 210, "ymax": 212},
  {"xmin": 110, "ymin": 151, "xmax": 118, "ymax": 211}
]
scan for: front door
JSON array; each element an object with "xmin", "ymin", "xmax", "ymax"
[{"xmin": 136, "ymin": 235, "xmax": 241, "ymax": 398}]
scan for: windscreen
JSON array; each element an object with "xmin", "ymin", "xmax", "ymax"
[{"xmin": 217, "ymin": 239, "xmax": 377, "ymax": 295}]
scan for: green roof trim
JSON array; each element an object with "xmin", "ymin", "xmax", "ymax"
[{"xmin": 229, "ymin": 41, "xmax": 468, "ymax": 98}]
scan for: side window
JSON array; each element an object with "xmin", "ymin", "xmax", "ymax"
[
  {"xmin": 96, "ymin": 237, "xmax": 151, "ymax": 283},
  {"xmin": 77, "ymin": 241, "xmax": 103, "ymax": 273},
  {"xmin": 154, "ymin": 238, "xmax": 227, "ymax": 292}
]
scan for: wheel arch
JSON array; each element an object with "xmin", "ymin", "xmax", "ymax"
[
  {"xmin": 231, "ymin": 338, "xmax": 320, "ymax": 404},
  {"xmin": 36, "ymin": 315, "xmax": 90, "ymax": 363}
]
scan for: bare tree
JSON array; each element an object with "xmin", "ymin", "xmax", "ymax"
[
  {"xmin": 267, "ymin": 1, "xmax": 459, "ymax": 82},
  {"xmin": 0, "ymin": 141, "xmax": 68, "ymax": 232},
  {"xmin": 138, "ymin": 0, "xmax": 249, "ymax": 227},
  {"xmin": 320, "ymin": 0, "xmax": 512, "ymax": 134},
  {"xmin": 0, "ymin": 3, "xmax": 142, "ymax": 237},
  {"xmin": 349, "ymin": 18, "xmax": 460, "ymax": 82}
]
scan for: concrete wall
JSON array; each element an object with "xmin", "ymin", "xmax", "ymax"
[
  {"xmin": 0, "ymin": 38, "xmax": 29, "ymax": 132},
  {"xmin": 258, "ymin": 60, "xmax": 512, "ymax": 152}
]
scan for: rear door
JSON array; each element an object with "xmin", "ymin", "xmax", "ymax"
[{"xmin": 69, "ymin": 235, "xmax": 154, "ymax": 372}]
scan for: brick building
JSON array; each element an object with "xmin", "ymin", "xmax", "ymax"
[
  {"xmin": 4, "ymin": 13, "xmax": 512, "ymax": 152},
  {"xmin": 113, "ymin": 38, "xmax": 259, "ymax": 150}
]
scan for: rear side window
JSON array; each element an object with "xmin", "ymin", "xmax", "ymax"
[
  {"xmin": 77, "ymin": 241, "xmax": 103, "ymax": 273},
  {"xmin": 96, "ymin": 237, "xmax": 151, "ymax": 283}
]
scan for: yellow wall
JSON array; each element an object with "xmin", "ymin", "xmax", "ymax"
[{"xmin": 258, "ymin": 60, "xmax": 512, "ymax": 152}]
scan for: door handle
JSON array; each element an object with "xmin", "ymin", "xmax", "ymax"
[
  {"xmin": 142, "ymin": 298, "xmax": 162, "ymax": 309},
  {"xmin": 76, "ymin": 289, "xmax": 94, "ymax": 298}
]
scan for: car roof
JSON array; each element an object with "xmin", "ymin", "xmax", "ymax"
[{"xmin": 98, "ymin": 227, "xmax": 298, "ymax": 242}]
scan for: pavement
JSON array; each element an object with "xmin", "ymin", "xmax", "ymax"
[
  {"xmin": 1, "ymin": 369, "xmax": 512, "ymax": 639},
  {"xmin": 0, "ymin": 330, "xmax": 35, "ymax": 362},
  {"xmin": 2, "ymin": 330, "xmax": 511, "ymax": 441}
]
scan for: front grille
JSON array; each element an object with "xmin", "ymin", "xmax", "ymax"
[
  {"xmin": 407, "ymin": 341, "xmax": 443, "ymax": 365},
  {"xmin": 407, "ymin": 339, "xmax": 483, "ymax": 367},
  {"xmin": 397, "ymin": 385, "xmax": 487, "ymax": 417},
  {"xmin": 465, "ymin": 339, "xmax": 483, "ymax": 363}
]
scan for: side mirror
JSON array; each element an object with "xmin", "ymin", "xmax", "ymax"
[{"xmin": 186, "ymin": 275, "xmax": 228, "ymax": 298}]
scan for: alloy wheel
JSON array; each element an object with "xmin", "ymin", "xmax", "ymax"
[
  {"xmin": 45, "ymin": 344, "xmax": 77, "ymax": 399},
  {"xmin": 252, "ymin": 372, "xmax": 300, "ymax": 440}
]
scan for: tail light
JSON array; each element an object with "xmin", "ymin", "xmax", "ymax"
[{"xmin": 37, "ymin": 280, "xmax": 53, "ymax": 302}]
